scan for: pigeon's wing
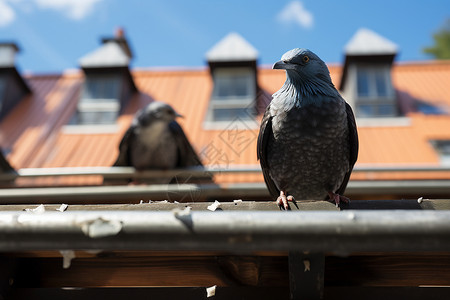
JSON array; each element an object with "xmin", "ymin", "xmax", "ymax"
[
  {"xmin": 257, "ymin": 108, "xmax": 280, "ymax": 199},
  {"xmin": 168, "ymin": 121, "xmax": 214, "ymax": 184},
  {"xmin": 0, "ymin": 151, "xmax": 14, "ymax": 173},
  {"xmin": 169, "ymin": 120, "xmax": 203, "ymax": 168},
  {"xmin": 336, "ymin": 102, "xmax": 359, "ymax": 196},
  {"xmin": 113, "ymin": 126, "xmax": 136, "ymax": 166}
]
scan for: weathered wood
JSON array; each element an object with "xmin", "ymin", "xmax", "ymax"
[
  {"xmin": 7, "ymin": 253, "xmax": 450, "ymax": 288},
  {"xmin": 8, "ymin": 286, "xmax": 450, "ymax": 300},
  {"xmin": 289, "ymin": 252, "xmax": 324, "ymax": 300},
  {"xmin": 8, "ymin": 287, "xmax": 289, "ymax": 300},
  {"xmin": 2, "ymin": 198, "xmax": 450, "ymax": 212},
  {"xmin": 0, "ymin": 257, "xmax": 16, "ymax": 299},
  {"xmin": 12, "ymin": 256, "xmax": 288, "ymax": 288},
  {"xmin": 325, "ymin": 254, "xmax": 450, "ymax": 287}
]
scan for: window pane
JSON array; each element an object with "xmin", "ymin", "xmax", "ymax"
[
  {"xmin": 378, "ymin": 104, "xmax": 395, "ymax": 116},
  {"xmin": 432, "ymin": 141, "xmax": 450, "ymax": 166},
  {"xmin": 214, "ymin": 72, "xmax": 252, "ymax": 99},
  {"xmin": 77, "ymin": 111, "xmax": 117, "ymax": 124},
  {"xmin": 232, "ymin": 75, "xmax": 250, "ymax": 97},
  {"xmin": 375, "ymin": 70, "xmax": 388, "ymax": 97},
  {"xmin": 213, "ymin": 108, "xmax": 253, "ymax": 121},
  {"xmin": 357, "ymin": 104, "xmax": 375, "ymax": 117},
  {"xmin": 83, "ymin": 76, "xmax": 120, "ymax": 101},
  {"xmin": 357, "ymin": 69, "xmax": 370, "ymax": 97}
]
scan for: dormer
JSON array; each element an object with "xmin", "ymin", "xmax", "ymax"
[
  {"xmin": 0, "ymin": 43, "xmax": 31, "ymax": 121},
  {"xmin": 69, "ymin": 28, "xmax": 137, "ymax": 126},
  {"xmin": 340, "ymin": 28, "xmax": 398, "ymax": 118},
  {"xmin": 205, "ymin": 32, "xmax": 258, "ymax": 125}
]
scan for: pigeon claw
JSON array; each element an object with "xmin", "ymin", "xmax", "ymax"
[
  {"xmin": 328, "ymin": 191, "xmax": 350, "ymax": 207},
  {"xmin": 276, "ymin": 191, "xmax": 295, "ymax": 211}
]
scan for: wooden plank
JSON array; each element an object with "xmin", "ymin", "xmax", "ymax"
[
  {"xmin": 325, "ymin": 254, "xmax": 450, "ymax": 287},
  {"xmin": 7, "ymin": 286, "xmax": 450, "ymax": 300},
  {"xmin": 2, "ymin": 199, "xmax": 450, "ymax": 212},
  {"xmin": 13, "ymin": 256, "xmax": 288, "ymax": 288},
  {"xmin": 289, "ymin": 252, "xmax": 324, "ymax": 300},
  {"xmin": 9, "ymin": 287, "xmax": 289, "ymax": 300},
  {"xmin": 0, "ymin": 257, "xmax": 16, "ymax": 299},
  {"xmin": 8, "ymin": 253, "xmax": 450, "ymax": 288}
]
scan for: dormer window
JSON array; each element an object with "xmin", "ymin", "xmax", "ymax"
[
  {"xmin": 355, "ymin": 65, "xmax": 396, "ymax": 117},
  {"xmin": 210, "ymin": 67, "xmax": 256, "ymax": 121},
  {"xmin": 68, "ymin": 29, "xmax": 137, "ymax": 127},
  {"xmin": 205, "ymin": 32, "xmax": 258, "ymax": 125},
  {"xmin": 71, "ymin": 74, "xmax": 121, "ymax": 125},
  {"xmin": 431, "ymin": 140, "xmax": 450, "ymax": 166},
  {"xmin": 339, "ymin": 28, "xmax": 398, "ymax": 118},
  {"xmin": 357, "ymin": 66, "xmax": 391, "ymax": 98}
]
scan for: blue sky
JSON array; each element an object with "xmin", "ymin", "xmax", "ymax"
[{"xmin": 0, "ymin": 0, "xmax": 448, "ymax": 74}]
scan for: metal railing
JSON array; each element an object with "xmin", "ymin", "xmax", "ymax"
[
  {"xmin": 1, "ymin": 209, "xmax": 450, "ymax": 252},
  {"xmin": 1, "ymin": 164, "xmax": 450, "ymax": 181}
]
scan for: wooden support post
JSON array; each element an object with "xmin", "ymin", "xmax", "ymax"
[
  {"xmin": 289, "ymin": 252, "xmax": 324, "ymax": 300},
  {"xmin": 0, "ymin": 257, "xmax": 16, "ymax": 300}
]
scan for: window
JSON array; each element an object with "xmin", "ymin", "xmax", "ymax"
[
  {"xmin": 355, "ymin": 65, "xmax": 396, "ymax": 117},
  {"xmin": 431, "ymin": 140, "xmax": 450, "ymax": 166},
  {"xmin": 70, "ymin": 74, "xmax": 122, "ymax": 125},
  {"xmin": 208, "ymin": 68, "xmax": 256, "ymax": 122}
]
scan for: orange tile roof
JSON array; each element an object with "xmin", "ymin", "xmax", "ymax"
[
  {"xmin": 393, "ymin": 61, "xmax": 450, "ymax": 110},
  {"xmin": 1, "ymin": 60, "xmax": 450, "ymax": 186}
]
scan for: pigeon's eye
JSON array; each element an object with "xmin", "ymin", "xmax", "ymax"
[{"xmin": 302, "ymin": 55, "xmax": 310, "ymax": 63}]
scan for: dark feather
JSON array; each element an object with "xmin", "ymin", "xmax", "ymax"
[
  {"xmin": 113, "ymin": 125, "xmax": 136, "ymax": 167},
  {"xmin": 168, "ymin": 120, "xmax": 203, "ymax": 168},
  {"xmin": 335, "ymin": 102, "xmax": 359, "ymax": 196},
  {"xmin": 0, "ymin": 151, "xmax": 14, "ymax": 173},
  {"xmin": 257, "ymin": 107, "xmax": 280, "ymax": 199}
]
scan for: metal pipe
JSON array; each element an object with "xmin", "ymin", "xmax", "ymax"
[
  {"xmin": 0, "ymin": 180, "xmax": 450, "ymax": 204},
  {"xmin": 1, "ymin": 164, "xmax": 450, "ymax": 181},
  {"xmin": 0, "ymin": 180, "xmax": 449, "ymax": 204},
  {"xmin": 0, "ymin": 210, "xmax": 449, "ymax": 252}
]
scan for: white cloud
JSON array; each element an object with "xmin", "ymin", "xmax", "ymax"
[
  {"xmin": 277, "ymin": 1, "xmax": 314, "ymax": 29},
  {"xmin": 33, "ymin": 0, "xmax": 103, "ymax": 20},
  {"xmin": 0, "ymin": 0, "xmax": 103, "ymax": 24},
  {"xmin": 0, "ymin": 0, "xmax": 16, "ymax": 27}
]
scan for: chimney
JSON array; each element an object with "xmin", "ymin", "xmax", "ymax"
[{"xmin": 0, "ymin": 42, "xmax": 31, "ymax": 121}]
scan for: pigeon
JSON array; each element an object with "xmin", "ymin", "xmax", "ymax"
[
  {"xmin": 257, "ymin": 48, "xmax": 358, "ymax": 210},
  {"xmin": 0, "ymin": 151, "xmax": 14, "ymax": 173},
  {"xmin": 110, "ymin": 101, "xmax": 209, "ymax": 184},
  {"xmin": 0, "ymin": 150, "xmax": 17, "ymax": 186}
]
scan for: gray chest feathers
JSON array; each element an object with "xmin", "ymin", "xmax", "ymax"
[
  {"xmin": 268, "ymin": 101, "xmax": 350, "ymax": 200},
  {"xmin": 130, "ymin": 121, "xmax": 178, "ymax": 170}
]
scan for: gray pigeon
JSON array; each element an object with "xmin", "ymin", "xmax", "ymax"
[
  {"xmin": 257, "ymin": 48, "xmax": 358, "ymax": 209},
  {"xmin": 111, "ymin": 101, "xmax": 208, "ymax": 183}
]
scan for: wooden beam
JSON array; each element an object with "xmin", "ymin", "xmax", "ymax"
[
  {"xmin": 289, "ymin": 252, "xmax": 324, "ymax": 300},
  {"xmin": 6, "ymin": 253, "xmax": 450, "ymax": 288},
  {"xmin": 1, "ymin": 198, "xmax": 450, "ymax": 212},
  {"xmin": 8, "ymin": 286, "xmax": 450, "ymax": 300}
]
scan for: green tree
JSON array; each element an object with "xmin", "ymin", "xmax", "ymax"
[{"xmin": 423, "ymin": 19, "xmax": 450, "ymax": 59}]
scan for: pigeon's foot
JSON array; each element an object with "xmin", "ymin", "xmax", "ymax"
[
  {"xmin": 276, "ymin": 191, "xmax": 295, "ymax": 210},
  {"xmin": 328, "ymin": 191, "xmax": 350, "ymax": 207}
]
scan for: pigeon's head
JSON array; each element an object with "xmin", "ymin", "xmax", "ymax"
[
  {"xmin": 138, "ymin": 102, "xmax": 182, "ymax": 125},
  {"xmin": 273, "ymin": 48, "xmax": 332, "ymax": 85}
]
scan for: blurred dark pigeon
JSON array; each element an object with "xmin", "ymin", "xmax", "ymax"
[
  {"xmin": 0, "ymin": 151, "xmax": 14, "ymax": 173},
  {"xmin": 111, "ymin": 101, "xmax": 210, "ymax": 184},
  {"xmin": 0, "ymin": 150, "xmax": 17, "ymax": 186},
  {"xmin": 257, "ymin": 48, "xmax": 358, "ymax": 210}
]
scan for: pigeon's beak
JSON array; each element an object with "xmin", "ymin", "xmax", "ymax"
[
  {"xmin": 273, "ymin": 60, "xmax": 296, "ymax": 70},
  {"xmin": 175, "ymin": 112, "xmax": 183, "ymax": 118}
]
